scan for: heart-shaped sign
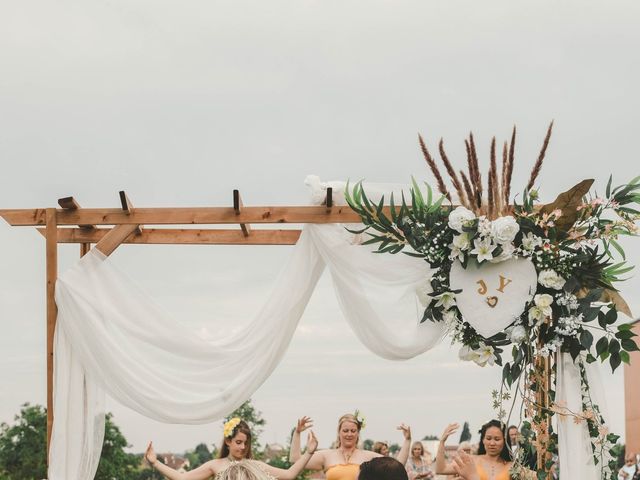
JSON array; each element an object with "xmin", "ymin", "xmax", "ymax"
[{"xmin": 449, "ymin": 257, "xmax": 537, "ymax": 338}]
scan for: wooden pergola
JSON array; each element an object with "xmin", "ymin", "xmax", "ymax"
[
  {"xmin": 0, "ymin": 188, "xmax": 362, "ymax": 456},
  {"xmin": 1, "ymin": 189, "xmax": 638, "ymax": 469}
]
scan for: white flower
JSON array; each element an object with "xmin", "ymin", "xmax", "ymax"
[
  {"xmin": 459, "ymin": 343, "xmax": 496, "ymax": 367},
  {"xmin": 534, "ymin": 293, "xmax": 553, "ymax": 309},
  {"xmin": 521, "ymin": 232, "xmax": 543, "ymax": 251},
  {"xmin": 477, "ymin": 216, "xmax": 492, "ymax": 237},
  {"xmin": 449, "ymin": 234, "xmax": 471, "ymax": 262},
  {"xmin": 415, "ymin": 280, "xmax": 432, "ymax": 307},
  {"xmin": 470, "ymin": 237, "xmax": 496, "ymax": 263},
  {"xmin": 509, "ymin": 325, "xmax": 528, "ymax": 343},
  {"xmin": 528, "ymin": 306, "xmax": 547, "ymax": 325},
  {"xmin": 434, "ymin": 291, "xmax": 456, "ymax": 310},
  {"xmin": 458, "ymin": 345, "xmax": 478, "ymax": 362},
  {"xmin": 489, "ymin": 242, "xmax": 516, "ymax": 264},
  {"xmin": 538, "ymin": 269, "xmax": 566, "ymax": 290},
  {"xmin": 448, "ymin": 207, "xmax": 476, "ymax": 233},
  {"xmin": 474, "ymin": 343, "xmax": 496, "ymax": 367},
  {"xmin": 452, "ymin": 233, "xmax": 471, "ymax": 250},
  {"xmin": 491, "ymin": 216, "xmax": 520, "ymax": 244}
]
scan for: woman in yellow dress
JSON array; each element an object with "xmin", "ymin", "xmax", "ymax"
[
  {"xmin": 145, "ymin": 418, "xmax": 317, "ymax": 480},
  {"xmin": 435, "ymin": 420, "xmax": 512, "ymax": 480},
  {"xmin": 289, "ymin": 413, "xmax": 412, "ymax": 480}
]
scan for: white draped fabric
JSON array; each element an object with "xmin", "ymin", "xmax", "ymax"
[
  {"xmin": 49, "ymin": 221, "xmax": 443, "ymax": 477},
  {"xmin": 48, "ymin": 178, "xmax": 606, "ymax": 479},
  {"xmin": 556, "ymin": 353, "xmax": 610, "ymax": 479}
]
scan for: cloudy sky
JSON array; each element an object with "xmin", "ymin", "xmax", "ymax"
[{"xmin": 1, "ymin": 0, "xmax": 639, "ymax": 455}]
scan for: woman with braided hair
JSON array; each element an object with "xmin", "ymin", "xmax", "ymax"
[{"xmin": 145, "ymin": 418, "xmax": 318, "ymax": 480}]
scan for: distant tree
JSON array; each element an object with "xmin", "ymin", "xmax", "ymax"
[
  {"xmin": 389, "ymin": 443, "xmax": 400, "ymax": 455},
  {"xmin": 225, "ymin": 399, "xmax": 266, "ymax": 454},
  {"xmin": 422, "ymin": 435, "xmax": 439, "ymax": 441},
  {"xmin": 0, "ymin": 403, "xmax": 140, "ymax": 480},
  {"xmin": 185, "ymin": 442, "xmax": 213, "ymax": 469},
  {"xmin": 0, "ymin": 403, "xmax": 46, "ymax": 480},
  {"xmin": 459, "ymin": 422, "xmax": 472, "ymax": 443},
  {"xmin": 363, "ymin": 439, "xmax": 374, "ymax": 451}
]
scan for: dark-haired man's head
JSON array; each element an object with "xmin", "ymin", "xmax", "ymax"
[{"xmin": 359, "ymin": 457, "xmax": 408, "ymax": 480}]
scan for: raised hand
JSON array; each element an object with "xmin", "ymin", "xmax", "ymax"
[
  {"xmin": 305, "ymin": 430, "xmax": 318, "ymax": 454},
  {"xmin": 397, "ymin": 423, "xmax": 412, "ymax": 440},
  {"xmin": 145, "ymin": 441, "xmax": 157, "ymax": 466},
  {"xmin": 440, "ymin": 423, "xmax": 460, "ymax": 443},
  {"xmin": 296, "ymin": 416, "xmax": 313, "ymax": 433},
  {"xmin": 452, "ymin": 451, "xmax": 479, "ymax": 480}
]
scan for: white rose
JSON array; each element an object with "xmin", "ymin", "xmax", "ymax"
[
  {"xmin": 509, "ymin": 325, "xmax": 528, "ymax": 343},
  {"xmin": 448, "ymin": 207, "xmax": 476, "ymax": 233},
  {"xmin": 538, "ymin": 269, "xmax": 566, "ymax": 290},
  {"xmin": 528, "ymin": 306, "xmax": 546, "ymax": 325},
  {"xmin": 491, "ymin": 216, "xmax": 520, "ymax": 244},
  {"xmin": 452, "ymin": 233, "xmax": 471, "ymax": 250},
  {"xmin": 534, "ymin": 294, "xmax": 553, "ymax": 308}
]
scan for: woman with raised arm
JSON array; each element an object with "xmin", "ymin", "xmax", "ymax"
[
  {"xmin": 145, "ymin": 418, "xmax": 318, "ymax": 480},
  {"xmin": 289, "ymin": 413, "xmax": 412, "ymax": 480},
  {"xmin": 435, "ymin": 421, "xmax": 512, "ymax": 480}
]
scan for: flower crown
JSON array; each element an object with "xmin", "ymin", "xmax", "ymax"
[
  {"xmin": 354, "ymin": 410, "xmax": 366, "ymax": 430},
  {"xmin": 223, "ymin": 417, "xmax": 242, "ymax": 438}
]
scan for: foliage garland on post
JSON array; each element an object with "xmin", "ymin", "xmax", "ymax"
[{"xmin": 344, "ymin": 125, "xmax": 640, "ymax": 479}]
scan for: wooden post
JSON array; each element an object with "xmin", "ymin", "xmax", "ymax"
[
  {"xmin": 45, "ymin": 208, "xmax": 57, "ymax": 461},
  {"xmin": 624, "ymin": 320, "xmax": 640, "ymax": 454}
]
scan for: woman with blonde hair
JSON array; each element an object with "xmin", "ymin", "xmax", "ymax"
[
  {"xmin": 145, "ymin": 418, "xmax": 318, "ymax": 480},
  {"xmin": 405, "ymin": 441, "xmax": 434, "ymax": 480},
  {"xmin": 372, "ymin": 441, "xmax": 389, "ymax": 456},
  {"xmin": 290, "ymin": 413, "xmax": 412, "ymax": 480}
]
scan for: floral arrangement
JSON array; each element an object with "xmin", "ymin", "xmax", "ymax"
[
  {"xmin": 223, "ymin": 417, "xmax": 242, "ymax": 438},
  {"xmin": 353, "ymin": 409, "xmax": 366, "ymax": 430},
  {"xmin": 345, "ymin": 125, "xmax": 639, "ymax": 479}
]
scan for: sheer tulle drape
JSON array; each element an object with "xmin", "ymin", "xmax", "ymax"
[{"xmin": 49, "ymin": 224, "xmax": 444, "ymax": 479}]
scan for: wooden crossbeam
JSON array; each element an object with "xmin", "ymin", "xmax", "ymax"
[
  {"xmin": 233, "ymin": 190, "xmax": 251, "ymax": 237},
  {"xmin": 0, "ymin": 206, "xmax": 364, "ymax": 226},
  {"xmin": 58, "ymin": 196, "xmax": 93, "ymax": 255},
  {"xmin": 37, "ymin": 228, "xmax": 301, "ymax": 245},
  {"xmin": 94, "ymin": 225, "xmax": 141, "ymax": 256},
  {"xmin": 57, "ymin": 196, "xmax": 95, "ymax": 229}
]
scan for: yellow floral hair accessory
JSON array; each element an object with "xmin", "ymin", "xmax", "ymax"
[
  {"xmin": 223, "ymin": 417, "xmax": 242, "ymax": 438},
  {"xmin": 354, "ymin": 410, "xmax": 366, "ymax": 430}
]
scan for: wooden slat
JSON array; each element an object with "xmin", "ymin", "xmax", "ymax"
[
  {"xmin": 58, "ymin": 196, "xmax": 94, "ymax": 249},
  {"xmin": 45, "ymin": 209, "xmax": 57, "ymax": 459},
  {"xmin": 119, "ymin": 190, "xmax": 143, "ymax": 235},
  {"xmin": 233, "ymin": 190, "xmax": 252, "ymax": 237},
  {"xmin": 0, "ymin": 206, "xmax": 365, "ymax": 226},
  {"xmin": 38, "ymin": 228, "xmax": 302, "ymax": 245},
  {"xmin": 94, "ymin": 224, "xmax": 141, "ymax": 256},
  {"xmin": 57, "ymin": 197, "xmax": 81, "ymax": 210},
  {"xmin": 326, "ymin": 187, "xmax": 333, "ymax": 209}
]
